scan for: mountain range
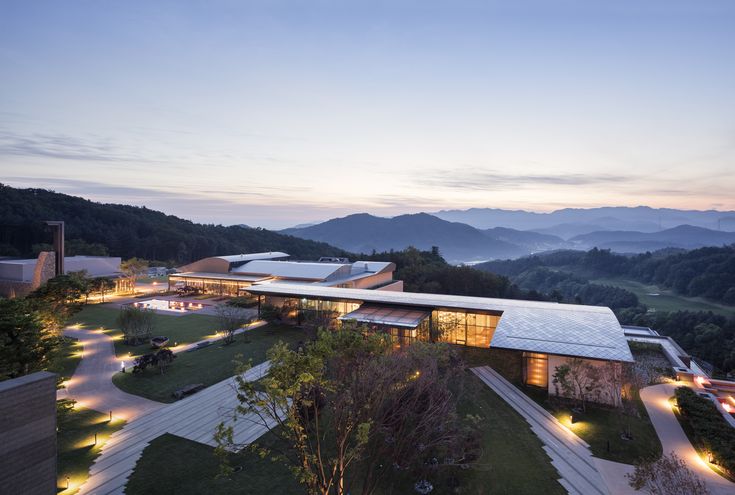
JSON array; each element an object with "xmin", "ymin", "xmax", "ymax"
[{"xmin": 283, "ymin": 212, "xmax": 735, "ymax": 263}]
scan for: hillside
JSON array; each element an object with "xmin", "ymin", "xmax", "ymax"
[
  {"xmin": 282, "ymin": 213, "xmax": 526, "ymax": 263},
  {"xmin": 570, "ymin": 225, "xmax": 735, "ymax": 252},
  {"xmin": 0, "ymin": 184, "xmax": 349, "ymax": 263}
]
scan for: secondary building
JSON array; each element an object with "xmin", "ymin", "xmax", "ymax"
[
  {"xmin": 246, "ymin": 283, "xmax": 634, "ymax": 404},
  {"xmin": 170, "ymin": 252, "xmax": 399, "ymax": 296}
]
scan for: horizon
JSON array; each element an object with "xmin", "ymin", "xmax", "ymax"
[{"xmin": 2, "ymin": 1, "xmax": 735, "ymax": 228}]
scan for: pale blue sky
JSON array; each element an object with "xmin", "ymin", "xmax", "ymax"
[{"xmin": 1, "ymin": 1, "xmax": 734, "ymax": 228}]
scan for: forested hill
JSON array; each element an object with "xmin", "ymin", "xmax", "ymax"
[
  {"xmin": 0, "ymin": 185, "xmax": 350, "ymax": 263},
  {"xmin": 476, "ymin": 246, "xmax": 735, "ymax": 305}
]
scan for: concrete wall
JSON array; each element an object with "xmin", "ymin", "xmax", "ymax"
[
  {"xmin": 65, "ymin": 256, "xmax": 121, "ymax": 277},
  {"xmin": 178, "ymin": 257, "xmax": 230, "ymax": 274},
  {"xmin": 353, "ymin": 271, "xmax": 395, "ymax": 289},
  {"xmin": 376, "ymin": 280, "xmax": 404, "ymax": 292},
  {"xmin": 0, "ymin": 371, "xmax": 58, "ymax": 495},
  {"xmin": 0, "ymin": 260, "xmax": 36, "ymax": 281},
  {"xmin": 0, "ymin": 252, "xmax": 55, "ymax": 298}
]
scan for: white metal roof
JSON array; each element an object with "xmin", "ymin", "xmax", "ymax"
[
  {"xmin": 171, "ymin": 272, "xmax": 270, "ymax": 282},
  {"xmin": 232, "ymin": 260, "xmax": 346, "ymax": 280},
  {"xmin": 215, "ymin": 252, "xmax": 289, "ymax": 263},
  {"xmin": 246, "ymin": 283, "xmax": 634, "ymax": 362},
  {"xmin": 339, "ymin": 304, "xmax": 430, "ymax": 328},
  {"xmin": 349, "ymin": 261, "xmax": 394, "ymax": 275}
]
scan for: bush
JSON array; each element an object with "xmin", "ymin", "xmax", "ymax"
[
  {"xmin": 226, "ymin": 296, "xmax": 258, "ymax": 308},
  {"xmin": 675, "ymin": 386, "xmax": 735, "ymax": 476}
]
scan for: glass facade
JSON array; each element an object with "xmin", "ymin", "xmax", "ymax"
[
  {"xmin": 523, "ymin": 352, "xmax": 548, "ymax": 388},
  {"xmin": 169, "ymin": 275, "xmax": 254, "ymax": 296},
  {"xmin": 432, "ymin": 310, "xmax": 499, "ymax": 348}
]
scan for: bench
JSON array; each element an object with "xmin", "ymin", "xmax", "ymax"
[{"xmin": 172, "ymin": 383, "xmax": 204, "ymax": 400}]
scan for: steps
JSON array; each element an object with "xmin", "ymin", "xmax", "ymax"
[{"xmin": 471, "ymin": 366, "xmax": 609, "ymax": 495}]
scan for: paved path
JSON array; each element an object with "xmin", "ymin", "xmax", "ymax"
[
  {"xmin": 471, "ymin": 367, "xmax": 610, "ymax": 495},
  {"xmin": 640, "ymin": 383, "xmax": 735, "ymax": 495},
  {"xmin": 78, "ymin": 361, "xmax": 273, "ymax": 495},
  {"xmin": 61, "ymin": 328, "xmax": 164, "ymax": 421}
]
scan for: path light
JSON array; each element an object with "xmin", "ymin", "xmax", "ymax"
[
  {"xmin": 94, "ymin": 432, "xmax": 97, "ymax": 445},
  {"xmin": 569, "ymin": 414, "xmax": 576, "ymax": 425},
  {"xmin": 66, "ymin": 476, "xmax": 70, "ymax": 489},
  {"xmin": 121, "ymin": 361, "xmax": 125, "ymax": 373},
  {"xmin": 109, "ymin": 410, "xmax": 112, "ymax": 422}
]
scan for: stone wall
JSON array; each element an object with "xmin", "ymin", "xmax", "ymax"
[{"xmin": 0, "ymin": 371, "xmax": 58, "ymax": 494}]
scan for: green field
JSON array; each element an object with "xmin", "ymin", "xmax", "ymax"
[
  {"xmin": 69, "ymin": 305, "xmax": 223, "ymax": 358},
  {"xmin": 593, "ymin": 277, "xmax": 735, "ymax": 317},
  {"xmin": 47, "ymin": 336, "xmax": 83, "ymax": 382},
  {"xmin": 57, "ymin": 407, "xmax": 125, "ymax": 494},
  {"xmin": 126, "ymin": 371, "xmax": 565, "ymax": 495},
  {"xmin": 111, "ymin": 324, "xmax": 304, "ymax": 402}
]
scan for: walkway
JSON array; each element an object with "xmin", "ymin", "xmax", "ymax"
[
  {"xmin": 640, "ymin": 383, "xmax": 735, "ymax": 495},
  {"xmin": 77, "ymin": 361, "xmax": 273, "ymax": 495},
  {"xmin": 471, "ymin": 366, "xmax": 610, "ymax": 495},
  {"xmin": 61, "ymin": 327, "xmax": 164, "ymax": 421}
]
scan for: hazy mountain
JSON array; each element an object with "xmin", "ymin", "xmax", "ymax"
[
  {"xmin": 483, "ymin": 227, "xmax": 568, "ymax": 252},
  {"xmin": 432, "ymin": 206, "xmax": 735, "ymax": 238},
  {"xmin": 282, "ymin": 213, "xmax": 527, "ymax": 263},
  {"xmin": 570, "ymin": 225, "xmax": 735, "ymax": 253}
]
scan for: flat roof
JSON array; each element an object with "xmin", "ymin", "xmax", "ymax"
[
  {"xmin": 247, "ymin": 283, "xmax": 634, "ymax": 362},
  {"xmin": 170, "ymin": 272, "xmax": 270, "ymax": 283}
]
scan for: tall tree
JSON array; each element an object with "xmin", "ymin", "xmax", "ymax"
[
  {"xmin": 27, "ymin": 273, "xmax": 87, "ymax": 336},
  {"xmin": 0, "ymin": 298, "xmax": 52, "ymax": 380}
]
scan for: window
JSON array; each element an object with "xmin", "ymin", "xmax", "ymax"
[{"xmin": 523, "ymin": 352, "xmax": 548, "ymax": 388}]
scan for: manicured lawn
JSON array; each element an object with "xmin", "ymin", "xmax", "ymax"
[
  {"xmin": 57, "ymin": 406, "xmax": 125, "ymax": 494},
  {"xmin": 47, "ymin": 336, "xmax": 83, "ymax": 382},
  {"xmin": 526, "ymin": 387, "xmax": 662, "ymax": 464},
  {"xmin": 112, "ymin": 324, "xmax": 304, "ymax": 403},
  {"xmin": 592, "ymin": 277, "xmax": 735, "ymax": 317},
  {"xmin": 69, "ymin": 305, "xmax": 223, "ymax": 358},
  {"xmin": 126, "ymin": 371, "xmax": 566, "ymax": 494}
]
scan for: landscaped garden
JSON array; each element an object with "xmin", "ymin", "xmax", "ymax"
[
  {"xmin": 111, "ymin": 323, "xmax": 304, "ymax": 402},
  {"xmin": 69, "ymin": 305, "xmax": 223, "ymax": 358},
  {"xmin": 47, "ymin": 336, "xmax": 83, "ymax": 382},
  {"xmin": 57, "ymin": 406, "xmax": 125, "ymax": 494},
  {"xmin": 125, "ymin": 370, "xmax": 566, "ymax": 494},
  {"xmin": 460, "ymin": 346, "xmax": 663, "ymax": 465}
]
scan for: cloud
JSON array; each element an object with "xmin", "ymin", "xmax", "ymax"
[
  {"xmin": 0, "ymin": 130, "xmax": 154, "ymax": 163},
  {"xmin": 416, "ymin": 168, "xmax": 635, "ymax": 191}
]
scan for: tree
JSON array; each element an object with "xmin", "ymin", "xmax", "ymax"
[
  {"xmin": 120, "ymin": 257, "xmax": 149, "ymax": 292},
  {"xmin": 216, "ymin": 328, "xmax": 474, "ymax": 495},
  {"xmin": 27, "ymin": 273, "xmax": 87, "ymax": 337},
  {"xmin": 552, "ymin": 358, "xmax": 600, "ymax": 411},
  {"xmin": 0, "ymin": 298, "xmax": 53, "ymax": 380},
  {"xmin": 117, "ymin": 305, "xmax": 155, "ymax": 345},
  {"xmin": 627, "ymin": 452, "xmax": 709, "ymax": 495},
  {"xmin": 215, "ymin": 304, "xmax": 253, "ymax": 345},
  {"xmin": 90, "ymin": 276, "xmax": 116, "ymax": 303}
]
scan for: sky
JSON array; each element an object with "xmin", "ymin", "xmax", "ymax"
[{"xmin": 1, "ymin": 0, "xmax": 734, "ymax": 229}]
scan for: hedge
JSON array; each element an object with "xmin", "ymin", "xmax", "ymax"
[{"xmin": 675, "ymin": 386, "xmax": 735, "ymax": 476}]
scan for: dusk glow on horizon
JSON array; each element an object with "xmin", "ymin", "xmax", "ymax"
[{"xmin": 1, "ymin": 1, "xmax": 734, "ymax": 228}]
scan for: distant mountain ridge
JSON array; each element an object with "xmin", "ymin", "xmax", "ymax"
[
  {"xmin": 281, "ymin": 213, "xmax": 567, "ymax": 263},
  {"xmin": 283, "ymin": 212, "xmax": 735, "ymax": 263},
  {"xmin": 432, "ymin": 206, "xmax": 735, "ymax": 238}
]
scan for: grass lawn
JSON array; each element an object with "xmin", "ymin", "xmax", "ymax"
[
  {"xmin": 57, "ymin": 406, "xmax": 125, "ymax": 494},
  {"xmin": 47, "ymin": 336, "xmax": 83, "ymax": 382},
  {"xmin": 592, "ymin": 277, "xmax": 735, "ymax": 317},
  {"xmin": 525, "ymin": 387, "xmax": 662, "ymax": 464},
  {"xmin": 126, "ymin": 371, "xmax": 566, "ymax": 494},
  {"xmin": 112, "ymin": 324, "xmax": 304, "ymax": 403},
  {"xmin": 69, "ymin": 305, "xmax": 223, "ymax": 358}
]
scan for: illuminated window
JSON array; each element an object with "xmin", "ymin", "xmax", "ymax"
[{"xmin": 524, "ymin": 352, "xmax": 548, "ymax": 388}]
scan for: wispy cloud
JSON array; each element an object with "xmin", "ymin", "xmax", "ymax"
[
  {"xmin": 0, "ymin": 130, "xmax": 153, "ymax": 163},
  {"xmin": 417, "ymin": 168, "xmax": 635, "ymax": 191}
]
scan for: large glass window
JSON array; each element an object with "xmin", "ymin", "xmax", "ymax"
[{"xmin": 432, "ymin": 310, "xmax": 499, "ymax": 348}]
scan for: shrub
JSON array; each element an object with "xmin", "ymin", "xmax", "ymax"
[{"xmin": 675, "ymin": 386, "xmax": 735, "ymax": 476}]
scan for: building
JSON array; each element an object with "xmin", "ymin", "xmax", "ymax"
[
  {"xmin": 246, "ymin": 283, "xmax": 634, "ymax": 403},
  {"xmin": 169, "ymin": 252, "xmax": 399, "ymax": 296},
  {"xmin": 0, "ymin": 253, "xmax": 129, "ymax": 298}
]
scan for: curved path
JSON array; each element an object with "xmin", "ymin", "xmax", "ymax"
[
  {"xmin": 640, "ymin": 383, "xmax": 735, "ymax": 495},
  {"xmin": 61, "ymin": 327, "xmax": 164, "ymax": 421}
]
